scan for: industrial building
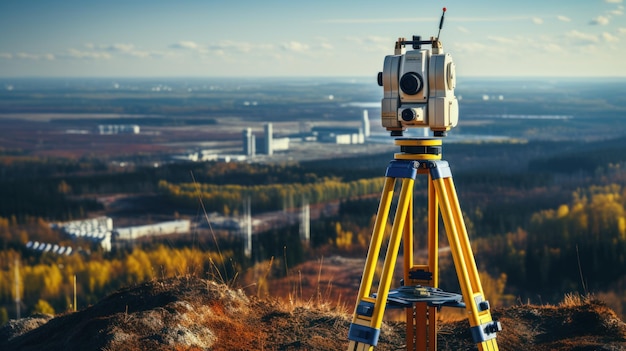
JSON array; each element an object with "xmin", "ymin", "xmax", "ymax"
[
  {"xmin": 241, "ymin": 123, "xmax": 289, "ymax": 157},
  {"xmin": 114, "ymin": 219, "xmax": 191, "ymax": 241},
  {"xmin": 25, "ymin": 241, "xmax": 73, "ymax": 256},
  {"xmin": 242, "ymin": 128, "xmax": 256, "ymax": 156},
  {"xmin": 52, "ymin": 216, "xmax": 113, "ymax": 252},
  {"xmin": 302, "ymin": 109, "xmax": 371, "ymax": 145},
  {"xmin": 311, "ymin": 126, "xmax": 364, "ymax": 144},
  {"xmin": 47, "ymin": 217, "xmax": 191, "ymax": 253},
  {"xmin": 98, "ymin": 124, "xmax": 140, "ymax": 135}
]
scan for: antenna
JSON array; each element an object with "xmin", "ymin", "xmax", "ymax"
[{"xmin": 436, "ymin": 7, "xmax": 447, "ymax": 41}]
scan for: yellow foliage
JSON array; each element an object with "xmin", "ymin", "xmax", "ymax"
[
  {"xmin": 557, "ymin": 204, "xmax": 569, "ymax": 218},
  {"xmin": 158, "ymin": 177, "xmax": 385, "ymax": 214},
  {"xmin": 22, "ymin": 264, "xmax": 63, "ymax": 301},
  {"xmin": 334, "ymin": 222, "xmax": 354, "ymax": 250},
  {"xmin": 87, "ymin": 260, "xmax": 110, "ymax": 293},
  {"xmin": 479, "ymin": 271, "xmax": 507, "ymax": 307},
  {"xmin": 33, "ymin": 299, "xmax": 55, "ymax": 315},
  {"xmin": 0, "ymin": 245, "xmax": 232, "ymax": 317},
  {"xmin": 125, "ymin": 249, "xmax": 153, "ymax": 284}
]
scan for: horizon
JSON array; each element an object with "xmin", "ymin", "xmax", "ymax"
[
  {"xmin": 2, "ymin": 75, "xmax": 626, "ymax": 81},
  {"xmin": 1, "ymin": 0, "xmax": 625, "ymax": 78}
]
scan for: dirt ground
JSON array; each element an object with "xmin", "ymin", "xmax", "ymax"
[{"xmin": 1, "ymin": 276, "xmax": 625, "ymax": 351}]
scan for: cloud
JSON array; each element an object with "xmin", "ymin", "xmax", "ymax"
[
  {"xmin": 178, "ymin": 40, "xmax": 279, "ymax": 61},
  {"xmin": 609, "ymin": 8, "xmax": 624, "ymax": 15},
  {"xmin": 590, "ymin": 15, "xmax": 610, "ymax": 25},
  {"xmin": 487, "ymin": 36, "xmax": 517, "ymax": 44},
  {"xmin": 557, "ymin": 15, "xmax": 571, "ymax": 22},
  {"xmin": 321, "ymin": 17, "xmax": 438, "ymax": 24},
  {"xmin": 64, "ymin": 49, "xmax": 112, "ymax": 60},
  {"xmin": 605, "ymin": 0, "xmax": 622, "ymax": 3},
  {"xmin": 105, "ymin": 43, "xmax": 136, "ymax": 52},
  {"xmin": 281, "ymin": 41, "xmax": 309, "ymax": 53},
  {"xmin": 128, "ymin": 50, "xmax": 165, "ymax": 59},
  {"xmin": 566, "ymin": 30, "xmax": 599, "ymax": 43},
  {"xmin": 170, "ymin": 41, "xmax": 200, "ymax": 50},
  {"xmin": 457, "ymin": 26, "xmax": 470, "ymax": 33},
  {"xmin": 15, "ymin": 52, "xmax": 55, "ymax": 60},
  {"xmin": 0, "ymin": 53, "xmax": 13, "ymax": 59},
  {"xmin": 206, "ymin": 41, "xmax": 274, "ymax": 55},
  {"xmin": 539, "ymin": 42, "xmax": 565, "ymax": 53},
  {"xmin": 602, "ymin": 32, "xmax": 620, "ymax": 42},
  {"xmin": 620, "ymin": 27, "xmax": 626, "ymax": 34},
  {"xmin": 345, "ymin": 35, "xmax": 390, "ymax": 53},
  {"xmin": 67, "ymin": 43, "xmax": 167, "ymax": 59},
  {"xmin": 452, "ymin": 41, "xmax": 488, "ymax": 54},
  {"xmin": 450, "ymin": 16, "xmax": 546, "ymax": 23},
  {"xmin": 532, "ymin": 17, "xmax": 544, "ymax": 24},
  {"xmin": 323, "ymin": 15, "xmax": 535, "ymax": 25}
]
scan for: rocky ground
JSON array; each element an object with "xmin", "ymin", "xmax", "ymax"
[{"xmin": 1, "ymin": 276, "xmax": 625, "ymax": 351}]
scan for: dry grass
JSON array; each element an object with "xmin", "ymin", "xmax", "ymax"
[{"xmin": 2, "ymin": 276, "xmax": 626, "ymax": 351}]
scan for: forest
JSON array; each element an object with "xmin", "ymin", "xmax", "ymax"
[{"xmin": 1, "ymin": 134, "xmax": 626, "ymax": 325}]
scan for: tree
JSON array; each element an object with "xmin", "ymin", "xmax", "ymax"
[
  {"xmin": 33, "ymin": 299, "xmax": 55, "ymax": 315},
  {"xmin": 0, "ymin": 307, "xmax": 8, "ymax": 325}
]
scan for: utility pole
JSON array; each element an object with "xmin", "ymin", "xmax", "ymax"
[
  {"xmin": 14, "ymin": 258, "xmax": 20, "ymax": 320},
  {"xmin": 73, "ymin": 274, "xmax": 77, "ymax": 312},
  {"xmin": 300, "ymin": 197, "xmax": 310, "ymax": 244}
]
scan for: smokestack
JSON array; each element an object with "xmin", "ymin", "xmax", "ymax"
[
  {"xmin": 362, "ymin": 110, "xmax": 370, "ymax": 137},
  {"xmin": 265, "ymin": 123, "xmax": 273, "ymax": 156},
  {"xmin": 242, "ymin": 128, "xmax": 255, "ymax": 156}
]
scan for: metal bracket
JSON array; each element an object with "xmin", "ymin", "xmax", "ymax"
[
  {"xmin": 356, "ymin": 301, "xmax": 375, "ymax": 317},
  {"xmin": 470, "ymin": 320, "xmax": 502, "ymax": 343},
  {"xmin": 428, "ymin": 160, "xmax": 451, "ymax": 180},
  {"xmin": 385, "ymin": 160, "xmax": 419, "ymax": 179},
  {"xmin": 348, "ymin": 323, "xmax": 381, "ymax": 346}
]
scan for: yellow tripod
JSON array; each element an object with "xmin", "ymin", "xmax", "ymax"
[{"xmin": 347, "ymin": 138, "xmax": 501, "ymax": 351}]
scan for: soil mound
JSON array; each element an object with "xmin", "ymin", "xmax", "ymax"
[{"xmin": 1, "ymin": 277, "xmax": 625, "ymax": 350}]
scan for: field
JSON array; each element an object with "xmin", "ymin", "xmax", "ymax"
[{"xmin": 1, "ymin": 77, "xmax": 626, "ymax": 344}]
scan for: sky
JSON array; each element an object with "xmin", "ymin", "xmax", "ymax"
[{"xmin": 0, "ymin": 0, "xmax": 624, "ymax": 78}]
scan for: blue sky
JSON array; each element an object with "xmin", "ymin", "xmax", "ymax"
[{"xmin": 0, "ymin": 0, "xmax": 624, "ymax": 78}]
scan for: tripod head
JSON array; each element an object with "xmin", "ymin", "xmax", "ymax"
[{"xmin": 377, "ymin": 8, "xmax": 458, "ymax": 137}]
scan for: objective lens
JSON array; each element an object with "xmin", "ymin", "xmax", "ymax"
[
  {"xmin": 400, "ymin": 72, "xmax": 423, "ymax": 95},
  {"xmin": 401, "ymin": 109, "xmax": 416, "ymax": 122}
]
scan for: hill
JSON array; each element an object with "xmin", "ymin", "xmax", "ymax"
[{"xmin": 1, "ymin": 277, "xmax": 625, "ymax": 351}]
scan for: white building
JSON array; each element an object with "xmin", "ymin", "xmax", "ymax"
[
  {"xmin": 114, "ymin": 220, "xmax": 191, "ymax": 241},
  {"xmin": 313, "ymin": 126, "xmax": 364, "ymax": 145},
  {"xmin": 272, "ymin": 137, "xmax": 290, "ymax": 151},
  {"xmin": 52, "ymin": 216, "xmax": 113, "ymax": 251},
  {"xmin": 98, "ymin": 125, "xmax": 140, "ymax": 135}
]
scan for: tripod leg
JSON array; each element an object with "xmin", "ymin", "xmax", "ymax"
[
  {"xmin": 354, "ymin": 177, "xmax": 396, "ymax": 305},
  {"xmin": 431, "ymin": 163, "xmax": 501, "ymax": 351},
  {"xmin": 348, "ymin": 177, "xmax": 415, "ymax": 350},
  {"xmin": 403, "ymin": 192, "xmax": 417, "ymax": 350},
  {"xmin": 347, "ymin": 177, "xmax": 395, "ymax": 351},
  {"xmin": 425, "ymin": 175, "xmax": 439, "ymax": 351},
  {"xmin": 406, "ymin": 175, "xmax": 439, "ymax": 351}
]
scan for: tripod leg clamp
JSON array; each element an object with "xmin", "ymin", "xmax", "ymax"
[
  {"xmin": 470, "ymin": 320, "xmax": 502, "ymax": 343},
  {"xmin": 385, "ymin": 160, "xmax": 419, "ymax": 179},
  {"xmin": 348, "ymin": 323, "xmax": 381, "ymax": 346},
  {"xmin": 428, "ymin": 160, "xmax": 452, "ymax": 180}
]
